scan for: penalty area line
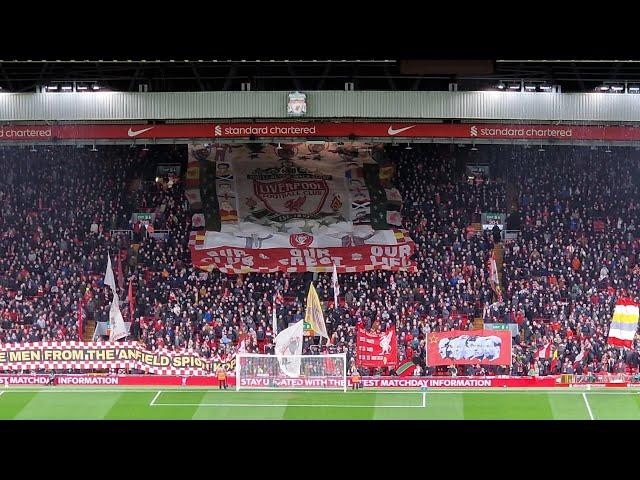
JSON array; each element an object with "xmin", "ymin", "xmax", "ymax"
[
  {"xmin": 152, "ymin": 402, "xmax": 425, "ymax": 408},
  {"xmin": 582, "ymin": 392, "xmax": 595, "ymax": 420},
  {"xmin": 150, "ymin": 390, "xmax": 162, "ymax": 406}
]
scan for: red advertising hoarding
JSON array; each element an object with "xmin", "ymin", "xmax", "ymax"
[
  {"xmin": 2, "ymin": 123, "xmax": 640, "ymax": 141},
  {"xmin": 0, "ymin": 374, "xmax": 568, "ymax": 388}
]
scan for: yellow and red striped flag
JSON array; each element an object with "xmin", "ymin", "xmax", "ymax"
[{"xmin": 607, "ymin": 297, "xmax": 639, "ymax": 348}]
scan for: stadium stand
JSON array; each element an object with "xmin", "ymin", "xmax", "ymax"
[{"xmin": 0, "ymin": 143, "xmax": 636, "ymax": 376}]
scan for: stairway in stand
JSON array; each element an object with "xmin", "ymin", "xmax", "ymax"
[
  {"xmin": 128, "ymin": 177, "xmax": 142, "ymax": 194},
  {"xmin": 472, "ymin": 317, "xmax": 484, "ymax": 330},
  {"xmin": 82, "ymin": 320, "xmax": 96, "ymax": 342},
  {"xmin": 492, "ymin": 243, "xmax": 504, "ymax": 285},
  {"xmin": 505, "ymin": 181, "xmax": 519, "ymax": 214}
]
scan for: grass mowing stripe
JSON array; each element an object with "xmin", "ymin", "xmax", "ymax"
[
  {"xmin": 14, "ymin": 391, "xmax": 124, "ymax": 420},
  {"xmin": 0, "ymin": 391, "xmax": 38, "ymax": 419},
  {"xmin": 463, "ymin": 392, "xmax": 554, "ymax": 419},
  {"xmin": 580, "ymin": 392, "xmax": 640, "ymax": 420}
]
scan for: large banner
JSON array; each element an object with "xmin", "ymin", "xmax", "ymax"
[
  {"xmin": 356, "ymin": 326, "xmax": 398, "ymax": 367},
  {"xmin": 187, "ymin": 143, "xmax": 416, "ymax": 273},
  {"xmin": 0, "ymin": 341, "xmax": 235, "ymax": 376},
  {"xmin": 7, "ymin": 123, "xmax": 640, "ymax": 142},
  {"xmin": 426, "ymin": 330, "xmax": 512, "ymax": 366},
  {"xmin": 189, "ymin": 232, "xmax": 414, "ymax": 273}
]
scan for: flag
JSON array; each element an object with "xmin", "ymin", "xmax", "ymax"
[
  {"xmin": 396, "ymin": 360, "xmax": 417, "ymax": 377},
  {"xmin": 274, "ymin": 319, "xmax": 304, "ymax": 377},
  {"xmin": 272, "ymin": 296, "xmax": 278, "ymax": 336},
  {"xmin": 537, "ymin": 342, "xmax": 552, "ymax": 359},
  {"xmin": 550, "ymin": 349, "xmax": 559, "ymax": 371},
  {"xmin": 332, "ymin": 263, "xmax": 340, "ymax": 308},
  {"xmin": 116, "ymin": 252, "xmax": 125, "ymax": 293},
  {"xmin": 104, "ymin": 253, "xmax": 116, "ymax": 293},
  {"xmin": 77, "ymin": 299, "xmax": 84, "ymax": 341},
  {"xmin": 572, "ymin": 349, "xmax": 586, "ymax": 370},
  {"xmin": 92, "ymin": 321, "xmax": 109, "ymax": 341},
  {"xmin": 488, "ymin": 251, "xmax": 499, "ymax": 287},
  {"xmin": 305, "ymin": 283, "xmax": 328, "ymax": 338},
  {"xmin": 237, "ymin": 333, "xmax": 248, "ymax": 353},
  {"xmin": 109, "ymin": 293, "xmax": 129, "ymax": 341},
  {"xmin": 128, "ymin": 278, "xmax": 135, "ymax": 321},
  {"xmin": 607, "ymin": 297, "xmax": 640, "ymax": 348}
]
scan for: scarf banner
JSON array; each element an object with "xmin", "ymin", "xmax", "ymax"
[{"xmin": 0, "ymin": 341, "xmax": 235, "ymax": 376}]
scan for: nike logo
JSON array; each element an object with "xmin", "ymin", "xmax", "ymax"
[
  {"xmin": 387, "ymin": 125, "xmax": 416, "ymax": 136},
  {"xmin": 127, "ymin": 127, "xmax": 155, "ymax": 137}
]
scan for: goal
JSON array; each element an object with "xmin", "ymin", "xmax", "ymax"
[{"xmin": 235, "ymin": 353, "xmax": 347, "ymax": 392}]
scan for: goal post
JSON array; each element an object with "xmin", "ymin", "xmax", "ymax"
[{"xmin": 235, "ymin": 353, "xmax": 348, "ymax": 392}]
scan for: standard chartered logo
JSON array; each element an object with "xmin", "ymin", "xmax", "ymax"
[
  {"xmin": 470, "ymin": 125, "xmax": 478, "ymax": 137},
  {"xmin": 214, "ymin": 125, "xmax": 222, "ymax": 136}
]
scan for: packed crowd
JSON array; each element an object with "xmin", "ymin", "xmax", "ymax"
[
  {"xmin": 492, "ymin": 148, "xmax": 640, "ymax": 376},
  {"xmin": 0, "ymin": 143, "xmax": 636, "ymax": 377}
]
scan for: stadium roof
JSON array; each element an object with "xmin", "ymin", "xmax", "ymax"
[{"xmin": 2, "ymin": 60, "xmax": 640, "ymax": 93}]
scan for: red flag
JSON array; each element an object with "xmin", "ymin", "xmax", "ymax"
[
  {"xmin": 356, "ymin": 325, "xmax": 398, "ymax": 367},
  {"xmin": 77, "ymin": 299, "xmax": 84, "ymax": 341},
  {"xmin": 128, "ymin": 278, "xmax": 135, "ymax": 321}
]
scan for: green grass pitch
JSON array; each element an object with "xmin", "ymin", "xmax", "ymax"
[{"xmin": 0, "ymin": 387, "xmax": 639, "ymax": 419}]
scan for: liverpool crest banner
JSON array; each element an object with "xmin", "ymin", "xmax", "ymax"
[{"xmin": 187, "ymin": 143, "xmax": 416, "ymax": 273}]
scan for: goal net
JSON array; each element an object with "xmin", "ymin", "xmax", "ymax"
[{"xmin": 236, "ymin": 353, "xmax": 347, "ymax": 392}]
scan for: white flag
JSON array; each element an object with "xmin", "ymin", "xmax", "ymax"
[
  {"xmin": 109, "ymin": 292, "xmax": 129, "ymax": 341},
  {"xmin": 274, "ymin": 320, "xmax": 304, "ymax": 378},
  {"xmin": 272, "ymin": 298, "xmax": 278, "ymax": 336},
  {"xmin": 104, "ymin": 253, "xmax": 116, "ymax": 294},
  {"xmin": 332, "ymin": 263, "xmax": 340, "ymax": 308}
]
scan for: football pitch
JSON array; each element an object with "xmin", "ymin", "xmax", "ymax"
[{"xmin": 0, "ymin": 387, "xmax": 639, "ymax": 419}]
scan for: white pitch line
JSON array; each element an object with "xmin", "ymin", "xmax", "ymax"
[
  {"xmin": 150, "ymin": 390, "xmax": 162, "ymax": 406},
  {"xmin": 0, "ymin": 391, "xmax": 4, "ymax": 398},
  {"xmin": 152, "ymin": 402, "xmax": 424, "ymax": 408},
  {"xmin": 422, "ymin": 391, "xmax": 426, "ymax": 407},
  {"xmin": 0, "ymin": 387, "xmax": 637, "ymax": 395},
  {"xmin": 582, "ymin": 393, "xmax": 595, "ymax": 420}
]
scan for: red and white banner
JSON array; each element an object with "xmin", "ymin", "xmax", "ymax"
[
  {"xmin": 190, "ymin": 232, "xmax": 416, "ymax": 273},
  {"xmin": 187, "ymin": 142, "xmax": 415, "ymax": 273},
  {"xmin": 426, "ymin": 330, "xmax": 512, "ymax": 366},
  {"xmin": 356, "ymin": 326, "xmax": 398, "ymax": 367},
  {"xmin": 0, "ymin": 341, "xmax": 235, "ymax": 376},
  {"xmin": 4, "ymin": 123, "xmax": 640, "ymax": 141}
]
